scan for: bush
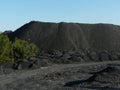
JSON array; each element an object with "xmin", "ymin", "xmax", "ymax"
[
  {"xmin": 0, "ymin": 34, "xmax": 39, "ymax": 65},
  {"xmin": 0, "ymin": 34, "xmax": 13, "ymax": 64},
  {"xmin": 12, "ymin": 38, "xmax": 39, "ymax": 61}
]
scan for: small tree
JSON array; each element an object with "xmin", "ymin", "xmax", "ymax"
[
  {"xmin": 0, "ymin": 35, "xmax": 39, "ymax": 70},
  {"xmin": 0, "ymin": 34, "xmax": 13, "ymax": 72},
  {"xmin": 29, "ymin": 43, "xmax": 39, "ymax": 58},
  {"xmin": 13, "ymin": 38, "xmax": 39, "ymax": 62}
]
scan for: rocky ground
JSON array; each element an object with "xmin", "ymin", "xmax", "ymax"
[
  {"xmin": 0, "ymin": 61, "xmax": 120, "ymax": 90},
  {"xmin": 0, "ymin": 50, "xmax": 120, "ymax": 90}
]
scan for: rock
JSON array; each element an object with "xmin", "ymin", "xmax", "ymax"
[
  {"xmin": 61, "ymin": 53, "xmax": 71, "ymax": 60},
  {"xmin": 29, "ymin": 57, "xmax": 40, "ymax": 64},
  {"xmin": 20, "ymin": 60, "xmax": 31, "ymax": 69},
  {"xmin": 12, "ymin": 59, "xmax": 36, "ymax": 70},
  {"xmin": 88, "ymin": 51, "xmax": 99, "ymax": 61},
  {"xmin": 67, "ymin": 50, "xmax": 75, "ymax": 55},
  {"xmin": 12, "ymin": 60, "xmax": 22, "ymax": 70},
  {"xmin": 116, "ymin": 52, "xmax": 120, "ymax": 59},
  {"xmin": 99, "ymin": 51, "xmax": 110, "ymax": 61},
  {"xmin": 48, "ymin": 50, "xmax": 62, "ymax": 56},
  {"xmin": 52, "ymin": 50, "xmax": 63, "ymax": 58},
  {"xmin": 109, "ymin": 51, "xmax": 118, "ymax": 60},
  {"xmin": 74, "ymin": 50, "xmax": 84, "ymax": 57},
  {"xmin": 36, "ymin": 59, "xmax": 50, "ymax": 67},
  {"xmin": 70, "ymin": 56, "xmax": 84, "ymax": 62}
]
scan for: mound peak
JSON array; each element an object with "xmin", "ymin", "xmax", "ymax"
[{"xmin": 8, "ymin": 21, "xmax": 120, "ymax": 52}]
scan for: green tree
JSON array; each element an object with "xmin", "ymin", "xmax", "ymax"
[
  {"xmin": 0, "ymin": 34, "xmax": 13, "ymax": 64},
  {"xmin": 29, "ymin": 43, "xmax": 39, "ymax": 57},
  {"xmin": 13, "ymin": 38, "xmax": 39, "ymax": 61},
  {"xmin": 0, "ymin": 34, "xmax": 39, "ymax": 70},
  {"xmin": 0, "ymin": 34, "xmax": 13, "ymax": 72}
]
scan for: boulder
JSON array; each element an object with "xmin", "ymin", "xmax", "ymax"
[
  {"xmin": 88, "ymin": 51, "xmax": 99, "ymax": 61},
  {"xmin": 12, "ymin": 60, "xmax": 23, "ymax": 70},
  {"xmin": 70, "ymin": 56, "xmax": 84, "ymax": 62},
  {"xmin": 52, "ymin": 50, "xmax": 63, "ymax": 58},
  {"xmin": 12, "ymin": 59, "xmax": 36, "ymax": 70},
  {"xmin": 99, "ymin": 51, "xmax": 110, "ymax": 61},
  {"xmin": 109, "ymin": 51, "xmax": 118, "ymax": 60},
  {"xmin": 61, "ymin": 53, "xmax": 71, "ymax": 60},
  {"xmin": 36, "ymin": 59, "xmax": 50, "ymax": 67},
  {"xmin": 116, "ymin": 52, "xmax": 120, "ymax": 59}
]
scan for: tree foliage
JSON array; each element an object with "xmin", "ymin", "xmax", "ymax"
[
  {"xmin": 0, "ymin": 34, "xmax": 39, "ymax": 64},
  {"xmin": 0, "ymin": 34, "xmax": 13, "ymax": 64},
  {"xmin": 13, "ymin": 38, "xmax": 39, "ymax": 61}
]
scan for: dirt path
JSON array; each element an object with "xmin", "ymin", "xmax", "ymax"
[{"xmin": 0, "ymin": 61, "xmax": 120, "ymax": 87}]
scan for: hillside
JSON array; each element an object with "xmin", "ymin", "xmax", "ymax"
[{"xmin": 8, "ymin": 21, "xmax": 120, "ymax": 52}]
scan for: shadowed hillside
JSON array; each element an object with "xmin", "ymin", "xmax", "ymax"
[{"xmin": 8, "ymin": 21, "xmax": 120, "ymax": 52}]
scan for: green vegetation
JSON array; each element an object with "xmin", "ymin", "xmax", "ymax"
[
  {"xmin": 13, "ymin": 38, "xmax": 39, "ymax": 61},
  {"xmin": 0, "ymin": 34, "xmax": 39, "ymax": 65},
  {"xmin": 0, "ymin": 34, "xmax": 13, "ymax": 64}
]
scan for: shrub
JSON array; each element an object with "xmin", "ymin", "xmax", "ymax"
[
  {"xmin": 0, "ymin": 34, "xmax": 39, "ymax": 70},
  {"xmin": 12, "ymin": 38, "xmax": 39, "ymax": 61},
  {"xmin": 0, "ymin": 34, "xmax": 13, "ymax": 64}
]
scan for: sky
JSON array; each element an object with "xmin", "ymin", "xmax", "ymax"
[{"xmin": 0, "ymin": 0, "xmax": 120, "ymax": 31}]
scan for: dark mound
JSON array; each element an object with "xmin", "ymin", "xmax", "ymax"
[{"xmin": 8, "ymin": 21, "xmax": 120, "ymax": 52}]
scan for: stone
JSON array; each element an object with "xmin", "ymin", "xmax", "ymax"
[
  {"xmin": 70, "ymin": 56, "xmax": 84, "ymax": 62},
  {"xmin": 99, "ymin": 51, "xmax": 110, "ymax": 61},
  {"xmin": 61, "ymin": 53, "xmax": 71, "ymax": 60},
  {"xmin": 52, "ymin": 50, "xmax": 63, "ymax": 58},
  {"xmin": 88, "ymin": 51, "xmax": 99, "ymax": 61},
  {"xmin": 109, "ymin": 51, "xmax": 118, "ymax": 60},
  {"xmin": 36, "ymin": 59, "xmax": 50, "ymax": 67}
]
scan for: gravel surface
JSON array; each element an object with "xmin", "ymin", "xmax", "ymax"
[{"xmin": 0, "ymin": 61, "xmax": 120, "ymax": 90}]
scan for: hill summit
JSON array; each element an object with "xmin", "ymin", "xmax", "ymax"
[{"xmin": 9, "ymin": 21, "xmax": 120, "ymax": 52}]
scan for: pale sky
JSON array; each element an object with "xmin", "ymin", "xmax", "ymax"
[{"xmin": 0, "ymin": 0, "xmax": 120, "ymax": 31}]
